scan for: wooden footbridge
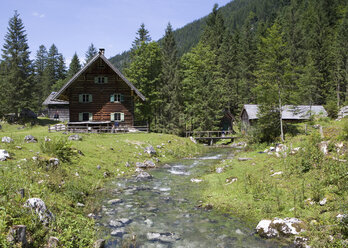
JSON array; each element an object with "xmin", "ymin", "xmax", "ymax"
[{"xmin": 185, "ymin": 131, "xmax": 235, "ymax": 145}]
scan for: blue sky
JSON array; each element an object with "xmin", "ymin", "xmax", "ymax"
[{"xmin": 0, "ymin": 0, "xmax": 232, "ymax": 65}]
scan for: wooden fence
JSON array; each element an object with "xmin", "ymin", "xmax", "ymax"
[{"xmin": 48, "ymin": 124, "xmax": 148, "ymax": 133}]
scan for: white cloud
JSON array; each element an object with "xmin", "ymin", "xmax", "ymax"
[{"xmin": 32, "ymin": 12, "xmax": 45, "ymax": 18}]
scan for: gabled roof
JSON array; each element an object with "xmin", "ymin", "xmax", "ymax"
[
  {"xmin": 241, "ymin": 104, "xmax": 327, "ymax": 120},
  {"xmin": 43, "ymin": 92, "xmax": 69, "ymax": 106},
  {"xmin": 53, "ymin": 52, "xmax": 145, "ymax": 101}
]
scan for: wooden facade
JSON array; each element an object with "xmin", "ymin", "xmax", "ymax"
[
  {"xmin": 53, "ymin": 49, "xmax": 145, "ymax": 126},
  {"xmin": 43, "ymin": 92, "xmax": 69, "ymax": 121}
]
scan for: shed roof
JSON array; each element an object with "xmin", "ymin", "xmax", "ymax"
[
  {"xmin": 241, "ymin": 104, "xmax": 327, "ymax": 120},
  {"xmin": 53, "ymin": 51, "xmax": 145, "ymax": 101},
  {"xmin": 43, "ymin": 92, "xmax": 69, "ymax": 106}
]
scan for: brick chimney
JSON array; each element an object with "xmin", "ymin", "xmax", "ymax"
[{"xmin": 99, "ymin": 48, "xmax": 105, "ymax": 55}]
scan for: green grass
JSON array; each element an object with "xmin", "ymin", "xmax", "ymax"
[
  {"xmin": 199, "ymin": 119, "xmax": 348, "ymax": 247},
  {"xmin": 0, "ymin": 120, "xmax": 203, "ymax": 247}
]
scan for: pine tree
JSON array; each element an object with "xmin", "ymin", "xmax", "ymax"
[
  {"xmin": 132, "ymin": 23, "xmax": 151, "ymax": 49},
  {"xmin": 159, "ymin": 23, "xmax": 181, "ymax": 134},
  {"xmin": 67, "ymin": 53, "xmax": 81, "ymax": 79},
  {"xmin": 0, "ymin": 11, "xmax": 33, "ymax": 115},
  {"xmin": 85, "ymin": 43, "xmax": 97, "ymax": 65},
  {"xmin": 125, "ymin": 28, "xmax": 161, "ymax": 128},
  {"xmin": 254, "ymin": 21, "xmax": 292, "ymax": 142},
  {"xmin": 33, "ymin": 45, "xmax": 48, "ymax": 109},
  {"xmin": 42, "ymin": 44, "xmax": 65, "ymax": 97}
]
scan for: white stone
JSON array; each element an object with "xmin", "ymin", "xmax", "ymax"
[
  {"xmin": 191, "ymin": 178, "xmax": 203, "ymax": 183},
  {"xmin": 256, "ymin": 220, "xmax": 279, "ymax": 238},
  {"xmin": 216, "ymin": 167, "xmax": 224, "ymax": 173},
  {"xmin": 271, "ymin": 171, "xmax": 283, "ymax": 177},
  {"xmin": 2, "ymin": 136, "xmax": 13, "ymax": 143},
  {"xmin": 24, "ymin": 198, "xmax": 54, "ymax": 225},
  {"xmin": 0, "ymin": 149, "xmax": 10, "ymax": 161},
  {"xmin": 319, "ymin": 198, "xmax": 327, "ymax": 206}
]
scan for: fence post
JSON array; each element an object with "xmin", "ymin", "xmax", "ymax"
[{"xmin": 48, "ymin": 125, "xmax": 51, "ymax": 133}]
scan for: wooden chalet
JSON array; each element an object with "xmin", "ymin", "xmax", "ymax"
[
  {"xmin": 241, "ymin": 104, "xmax": 328, "ymax": 132},
  {"xmin": 43, "ymin": 92, "xmax": 69, "ymax": 121},
  {"xmin": 53, "ymin": 49, "xmax": 145, "ymax": 130}
]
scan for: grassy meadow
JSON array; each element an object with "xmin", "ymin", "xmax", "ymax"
[
  {"xmin": 0, "ymin": 119, "xmax": 203, "ymax": 247},
  {"xmin": 199, "ymin": 118, "xmax": 348, "ymax": 247}
]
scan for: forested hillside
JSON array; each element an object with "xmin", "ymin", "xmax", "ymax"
[
  {"xmin": 122, "ymin": 0, "xmax": 348, "ymax": 141},
  {"xmin": 109, "ymin": 0, "xmax": 288, "ymax": 70}
]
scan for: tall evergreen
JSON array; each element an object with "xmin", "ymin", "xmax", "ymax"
[
  {"xmin": 159, "ymin": 23, "xmax": 181, "ymax": 134},
  {"xmin": 33, "ymin": 45, "xmax": 48, "ymax": 109},
  {"xmin": 254, "ymin": 21, "xmax": 292, "ymax": 142},
  {"xmin": 67, "ymin": 53, "xmax": 81, "ymax": 79},
  {"xmin": 125, "ymin": 27, "xmax": 161, "ymax": 128},
  {"xmin": 0, "ymin": 11, "xmax": 33, "ymax": 115},
  {"xmin": 85, "ymin": 43, "xmax": 97, "ymax": 65},
  {"xmin": 132, "ymin": 23, "xmax": 151, "ymax": 49},
  {"xmin": 42, "ymin": 44, "xmax": 65, "ymax": 97}
]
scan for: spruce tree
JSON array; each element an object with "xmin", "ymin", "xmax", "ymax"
[
  {"xmin": 125, "ymin": 28, "xmax": 161, "ymax": 129},
  {"xmin": 85, "ymin": 43, "xmax": 97, "ymax": 65},
  {"xmin": 0, "ymin": 11, "xmax": 33, "ymax": 115},
  {"xmin": 254, "ymin": 21, "xmax": 292, "ymax": 142},
  {"xmin": 33, "ymin": 45, "xmax": 48, "ymax": 109},
  {"xmin": 67, "ymin": 53, "xmax": 81, "ymax": 79},
  {"xmin": 132, "ymin": 23, "xmax": 151, "ymax": 49},
  {"xmin": 159, "ymin": 23, "xmax": 181, "ymax": 134}
]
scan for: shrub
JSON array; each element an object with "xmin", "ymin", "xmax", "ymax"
[
  {"xmin": 341, "ymin": 119, "xmax": 348, "ymax": 140},
  {"xmin": 325, "ymin": 100, "xmax": 338, "ymax": 119},
  {"xmin": 40, "ymin": 138, "xmax": 75, "ymax": 162}
]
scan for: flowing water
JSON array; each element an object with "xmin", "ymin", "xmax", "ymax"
[{"xmin": 97, "ymin": 148, "xmax": 288, "ymax": 248}]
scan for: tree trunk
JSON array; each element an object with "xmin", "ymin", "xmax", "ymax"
[{"xmin": 278, "ymin": 87, "xmax": 284, "ymax": 142}]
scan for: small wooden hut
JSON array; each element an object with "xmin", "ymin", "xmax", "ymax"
[{"xmin": 43, "ymin": 92, "xmax": 69, "ymax": 121}]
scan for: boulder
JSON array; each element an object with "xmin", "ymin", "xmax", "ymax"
[
  {"xmin": 111, "ymin": 227, "xmax": 126, "ymax": 237},
  {"xmin": 93, "ymin": 239, "xmax": 105, "ymax": 248},
  {"xmin": 144, "ymin": 145, "xmax": 156, "ymax": 155},
  {"xmin": 319, "ymin": 198, "xmax": 327, "ymax": 206},
  {"xmin": 48, "ymin": 158, "xmax": 59, "ymax": 169},
  {"xmin": 7, "ymin": 225, "xmax": 27, "ymax": 247},
  {"xmin": 146, "ymin": 232, "xmax": 180, "ymax": 243},
  {"xmin": 125, "ymin": 162, "xmax": 131, "ymax": 167},
  {"xmin": 225, "ymin": 177, "xmax": 238, "ymax": 184},
  {"xmin": 108, "ymin": 199, "xmax": 123, "ymax": 205},
  {"xmin": 216, "ymin": 167, "xmax": 224, "ymax": 173},
  {"xmin": 24, "ymin": 135, "xmax": 37, "ymax": 143},
  {"xmin": 144, "ymin": 160, "xmax": 156, "ymax": 168},
  {"xmin": 47, "ymin": 237, "xmax": 59, "ymax": 248},
  {"xmin": 68, "ymin": 134, "xmax": 82, "ymax": 141},
  {"xmin": 293, "ymin": 236, "xmax": 310, "ymax": 248},
  {"xmin": 337, "ymin": 105, "xmax": 348, "ymax": 120},
  {"xmin": 256, "ymin": 218, "xmax": 305, "ymax": 238},
  {"xmin": 270, "ymin": 171, "xmax": 283, "ymax": 177},
  {"xmin": 24, "ymin": 198, "xmax": 54, "ymax": 225},
  {"xmin": 136, "ymin": 171, "xmax": 152, "ymax": 180},
  {"xmin": 276, "ymin": 144, "xmax": 287, "ymax": 153},
  {"xmin": 2, "ymin": 136, "xmax": 13, "ymax": 143},
  {"xmin": 319, "ymin": 141, "xmax": 329, "ymax": 155},
  {"xmin": 109, "ymin": 220, "xmax": 123, "ymax": 228},
  {"xmin": 0, "ymin": 149, "xmax": 10, "ymax": 161},
  {"xmin": 44, "ymin": 136, "xmax": 51, "ymax": 142}
]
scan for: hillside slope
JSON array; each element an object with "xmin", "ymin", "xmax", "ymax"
[{"xmin": 109, "ymin": 0, "xmax": 289, "ymax": 71}]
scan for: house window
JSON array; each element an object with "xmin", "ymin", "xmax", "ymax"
[
  {"xmin": 94, "ymin": 76, "xmax": 108, "ymax": 84},
  {"xmin": 79, "ymin": 112, "xmax": 92, "ymax": 121},
  {"xmin": 110, "ymin": 93, "xmax": 124, "ymax": 103},
  {"xmin": 79, "ymin": 94, "xmax": 92, "ymax": 103},
  {"xmin": 110, "ymin": 112, "xmax": 124, "ymax": 122}
]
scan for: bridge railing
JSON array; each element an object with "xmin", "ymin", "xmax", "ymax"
[{"xmin": 185, "ymin": 130, "xmax": 234, "ymax": 138}]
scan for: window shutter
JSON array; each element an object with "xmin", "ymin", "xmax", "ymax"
[
  {"xmin": 79, "ymin": 94, "xmax": 83, "ymax": 103},
  {"xmin": 104, "ymin": 77, "xmax": 108, "ymax": 83},
  {"xmin": 89, "ymin": 94, "xmax": 93, "ymax": 102},
  {"xmin": 94, "ymin": 77, "xmax": 98, "ymax": 83},
  {"xmin": 89, "ymin": 113, "xmax": 93, "ymax": 121},
  {"xmin": 120, "ymin": 113, "xmax": 125, "ymax": 122},
  {"xmin": 110, "ymin": 94, "xmax": 114, "ymax": 102},
  {"xmin": 110, "ymin": 113, "xmax": 115, "ymax": 121},
  {"xmin": 78, "ymin": 113, "xmax": 83, "ymax": 121},
  {"xmin": 120, "ymin": 94, "xmax": 124, "ymax": 102}
]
